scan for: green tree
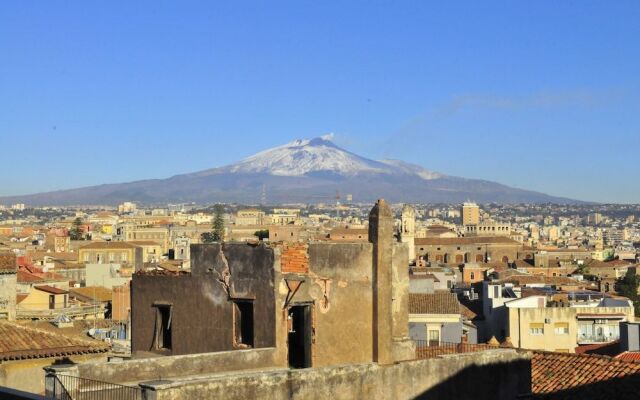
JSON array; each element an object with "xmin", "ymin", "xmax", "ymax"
[
  {"xmin": 201, "ymin": 204, "xmax": 225, "ymax": 243},
  {"xmin": 69, "ymin": 217, "xmax": 84, "ymax": 240},
  {"xmin": 254, "ymin": 229, "xmax": 269, "ymax": 240},
  {"xmin": 617, "ymin": 269, "xmax": 640, "ymax": 315}
]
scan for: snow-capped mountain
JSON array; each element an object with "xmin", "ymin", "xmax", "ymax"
[
  {"xmin": 197, "ymin": 134, "xmax": 443, "ymax": 181},
  {"xmin": 225, "ymin": 136, "xmax": 387, "ymax": 176},
  {"xmin": 0, "ymin": 135, "xmax": 583, "ymax": 205}
]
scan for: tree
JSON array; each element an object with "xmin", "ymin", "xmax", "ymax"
[
  {"xmin": 69, "ymin": 217, "xmax": 84, "ymax": 240},
  {"xmin": 254, "ymin": 229, "xmax": 269, "ymax": 240},
  {"xmin": 201, "ymin": 204, "xmax": 225, "ymax": 243},
  {"xmin": 617, "ymin": 269, "xmax": 640, "ymax": 315}
]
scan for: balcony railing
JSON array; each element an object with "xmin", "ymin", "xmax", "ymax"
[
  {"xmin": 46, "ymin": 373, "xmax": 142, "ymax": 400},
  {"xmin": 16, "ymin": 304, "xmax": 104, "ymax": 320},
  {"xmin": 414, "ymin": 340, "xmax": 499, "ymax": 359},
  {"xmin": 578, "ymin": 334, "xmax": 619, "ymax": 344}
]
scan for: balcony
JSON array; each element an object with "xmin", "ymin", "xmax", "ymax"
[{"xmin": 577, "ymin": 334, "xmax": 619, "ymax": 344}]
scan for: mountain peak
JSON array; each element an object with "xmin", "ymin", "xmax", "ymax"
[
  {"xmin": 220, "ymin": 135, "xmax": 386, "ymax": 177},
  {"xmin": 282, "ymin": 133, "xmax": 337, "ymax": 149}
]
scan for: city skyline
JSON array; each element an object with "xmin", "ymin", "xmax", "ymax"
[{"xmin": 1, "ymin": 1, "xmax": 639, "ymax": 203}]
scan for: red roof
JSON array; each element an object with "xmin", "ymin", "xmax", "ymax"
[
  {"xmin": 532, "ymin": 351, "xmax": 640, "ymax": 396},
  {"xmin": 34, "ymin": 285, "xmax": 68, "ymax": 295},
  {"xmin": 616, "ymin": 352, "xmax": 640, "ymax": 362},
  {"xmin": 0, "ymin": 322, "xmax": 108, "ymax": 361},
  {"xmin": 17, "ymin": 270, "xmax": 44, "ymax": 283}
]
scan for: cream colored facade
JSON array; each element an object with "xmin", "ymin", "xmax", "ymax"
[
  {"xmin": 116, "ymin": 224, "xmax": 170, "ymax": 252},
  {"xmin": 235, "ymin": 210, "xmax": 265, "ymax": 226},
  {"xmin": 462, "ymin": 202, "xmax": 480, "ymax": 226},
  {"xmin": 400, "ymin": 205, "xmax": 416, "ymax": 262},
  {"xmin": 128, "ymin": 241, "xmax": 163, "ymax": 262},
  {"xmin": 506, "ymin": 295, "xmax": 634, "ymax": 353},
  {"xmin": 78, "ymin": 242, "xmax": 139, "ymax": 266},
  {"xmin": 19, "ymin": 287, "xmax": 68, "ymax": 311},
  {"xmin": 464, "ymin": 222, "xmax": 510, "ymax": 237},
  {"xmin": 269, "ymin": 212, "xmax": 300, "ymax": 225}
]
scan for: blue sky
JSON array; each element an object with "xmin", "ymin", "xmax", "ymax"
[{"xmin": 1, "ymin": 1, "xmax": 638, "ymax": 203}]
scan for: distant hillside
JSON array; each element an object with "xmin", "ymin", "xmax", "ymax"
[{"xmin": 0, "ymin": 135, "xmax": 583, "ymax": 206}]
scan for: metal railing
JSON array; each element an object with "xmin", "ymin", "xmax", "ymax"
[
  {"xmin": 577, "ymin": 334, "xmax": 619, "ymax": 343},
  {"xmin": 46, "ymin": 374, "xmax": 142, "ymax": 400},
  {"xmin": 414, "ymin": 340, "xmax": 499, "ymax": 359},
  {"xmin": 17, "ymin": 304, "xmax": 103, "ymax": 320}
]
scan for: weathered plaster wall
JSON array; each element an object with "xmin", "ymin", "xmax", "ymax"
[
  {"xmin": 0, "ymin": 354, "xmax": 107, "ymax": 395},
  {"xmin": 131, "ymin": 243, "xmax": 275, "ymax": 356},
  {"xmin": 280, "ymin": 242, "xmax": 375, "ymax": 367},
  {"xmin": 75, "ymin": 348, "xmax": 281, "ymax": 384},
  {"xmin": 145, "ymin": 350, "xmax": 531, "ymax": 400}
]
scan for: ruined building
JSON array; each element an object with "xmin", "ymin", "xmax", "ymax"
[{"xmin": 131, "ymin": 198, "xmax": 415, "ymax": 366}]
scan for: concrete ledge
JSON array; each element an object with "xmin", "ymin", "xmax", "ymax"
[
  {"xmin": 76, "ymin": 347, "xmax": 282, "ymax": 383},
  {"xmin": 146, "ymin": 349, "xmax": 531, "ymax": 400}
]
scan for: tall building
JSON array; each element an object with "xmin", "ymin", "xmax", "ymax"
[
  {"xmin": 587, "ymin": 213, "xmax": 603, "ymax": 226},
  {"xmin": 462, "ymin": 202, "xmax": 480, "ymax": 226}
]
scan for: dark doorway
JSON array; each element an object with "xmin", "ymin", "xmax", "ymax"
[
  {"xmin": 154, "ymin": 305, "xmax": 172, "ymax": 350},
  {"xmin": 288, "ymin": 304, "xmax": 312, "ymax": 369},
  {"xmin": 233, "ymin": 300, "xmax": 254, "ymax": 347}
]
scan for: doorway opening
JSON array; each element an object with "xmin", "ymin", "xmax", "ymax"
[
  {"xmin": 288, "ymin": 304, "xmax": 312, "ymax": 368},
  {"xmin": 233, "ymin": 300, "xmax": 254, "ymax": 348}
]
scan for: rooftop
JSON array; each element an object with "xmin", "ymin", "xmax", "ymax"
[
  {"xmin": 70, "ymin": 286, "xmax": 113, "ymax": 303},
  {"xmin": 79, "ymin": 242, "xmax": 137, "ymax": 250},
  {"xmin": 532, "ymin": 350, "xmax": 640, "ymax": 396},
  {"xmin": 0, "ymin": 322, "xmax": 109, "ymax": 361},
  {"xmin": 409, "ymin": 292, "xmax": 460, "ymax": 315},
  {"xmin": 415, "ymin": 236, "xmax": 520, "ymax": 246},
  {"xmin": 35, "ymin": 285, "xmax": 68, "ymax": 295}
]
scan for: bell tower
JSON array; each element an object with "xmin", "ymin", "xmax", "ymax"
[{"xmin": 400, "ymin": 204, "xmax": 416, "ymax": 263}]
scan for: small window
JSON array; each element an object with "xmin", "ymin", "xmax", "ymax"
[
  {"xmin": 529, "ymin": 323, "xmax": 544, "ymax": 336},
  {"xmin": 554, "ymin": 323, "xmax": 569, "ymax": 335},
  {"xmin": 233, "ymin": 300, "xmax": 254, "ymax": 348},
  {"xmin": 470, "ymin": 272, "xmax": 475, "ymax": 280},
  {"xmin": 153, "ymin": 304, "xmax": 172, "ymax": 350},
  {"xmin": 428, "ymin": 329, "xmax": 440, "ymax": 346}
]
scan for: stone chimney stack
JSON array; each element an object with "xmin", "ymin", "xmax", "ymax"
[{"xmin": 369, "ymin": 199, "xmax": 394, "ymax": 365}]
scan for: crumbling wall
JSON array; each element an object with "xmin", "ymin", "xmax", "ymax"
[
  {"xmin": 144, "ymin": 349, "xmax": 531, "ymax": 400},
  {"xmin": 131, "ymin": 243, "xmax": 275, "ymax": 356},
  {"xmin": 75, "ymin": 348, "xmax": 280, "ymax": 384},
  {"xmin": 287, "ymin": 242, "xmax": 374, "ymax": 367}
]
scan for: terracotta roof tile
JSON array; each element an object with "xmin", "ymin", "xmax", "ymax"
[
  {"xmin": 0, "ymin": 322, "xmax": 108, "ymax": 361},
  {"xmin": 35, "ymin": 285, "xmax": 68, "ymax": 295},
  {"xmin": 409, "ymin": 292, "xmax": 460, "ymax": 315},
  {"xmin": 70, "ymin": 286, "xmax": 113, "ymax": 303},
  {"xmin": 532, "ymin": 351, "xmax": 640, "ymax": 395},
  {"xmin": 616, "ymin": 352, "xmax": 640, "ymax": 362}
]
